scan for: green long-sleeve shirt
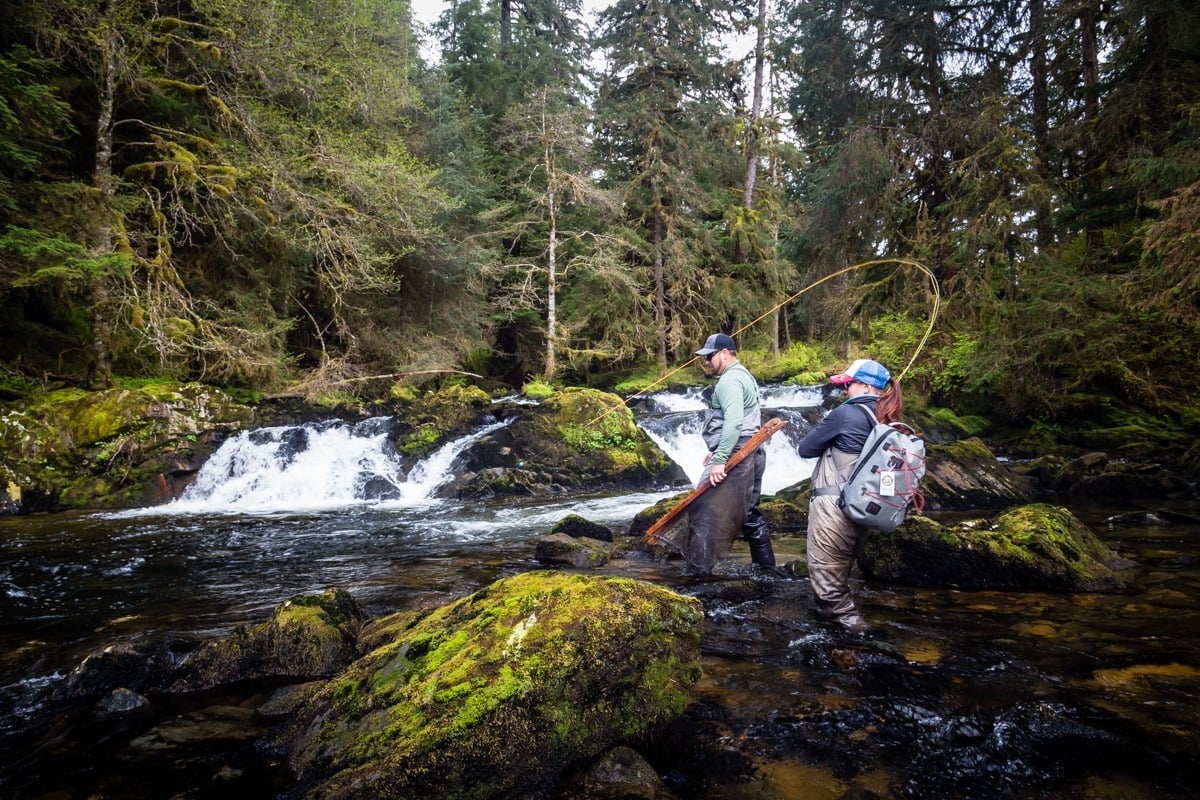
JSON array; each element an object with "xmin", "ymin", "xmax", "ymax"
[{"xmin": 708, "ymin": 361, "xmax": 761, "ymax": 464}]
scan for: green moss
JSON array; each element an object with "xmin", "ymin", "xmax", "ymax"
[
  {"xmin": 389, "ymin": 383, "xmax": 419, "ymax": 403},
  {"xmin": 742, "ymin": 341, "xmax": 833, "ymax": 384},
  {"xmin": 553, "ymin": 390, "xmax": 641, "ymax": 452},
  {"xmin": 394, "ymin": 384, "xmax": 493, "ymax": 457},
  {"xmin": 862, "ymin": 505, "xmax": 1129, "ymax": 592},
  {"xmin": 292, "ymin": 572, "xmax": 704, "ymax": 800},
  {"xmin": 521, "ymin": 379, "xmax": 555, "ymax": 400}
]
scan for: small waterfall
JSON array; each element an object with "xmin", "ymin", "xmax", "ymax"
[
  {"xmin": 635, "ymin": 382, "xmax": 826, "ymax": 495},
  {"xmin": 168, "ymin": 419, "xmax": 509, "ymax": 513}
]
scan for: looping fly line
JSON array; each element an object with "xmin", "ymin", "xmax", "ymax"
[
  {"xmin": 528, "ymin": 258, "xmax": 941, "ymax": 467},
  {"xmin": 621, "ymin": 257, "xmax": 941, "ymax": 408}
]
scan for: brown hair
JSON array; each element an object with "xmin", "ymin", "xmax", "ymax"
[{"xmin": 875, "ymin": 378, "xmax": 904, "ymax": 425}]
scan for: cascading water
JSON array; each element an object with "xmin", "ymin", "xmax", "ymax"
[
  {"xmin": 170, "ymin": 418, "xmax": 511, "ymax": 513},
  {"xmin": 633, "ymin": 385, "xmax": 827, "ymax": 493},
  {"xmin": 162, "ymin": 385, "xmax": 829, "ymax": 514}
]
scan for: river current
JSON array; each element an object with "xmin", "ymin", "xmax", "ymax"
[{"xmin": 0, "ymin": 388, "xmax": 1197, "ymax": 799}]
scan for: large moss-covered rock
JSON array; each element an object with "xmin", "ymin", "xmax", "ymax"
[
  {"xmin": 0, "ymin": 382, "xmax": 254, "ymax": 512},
  {"xmin": 445, "ymin": 388, "xmax": 687, "ymax": 497},
  {"xmin": 289, "ymin": 571, "xmax": 704, "ymax": 800},
  {"xmin": 169, "ymin": 588, "xmax": 366, "ymax": 692},
  {"xmin": 860, "ymin": 504, "xmax": 1135, "ymax": 592}
]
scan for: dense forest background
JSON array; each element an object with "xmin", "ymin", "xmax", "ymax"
[{"xmin": 1, "ymin": 0, "xmax": 1197, "ymax": 425}]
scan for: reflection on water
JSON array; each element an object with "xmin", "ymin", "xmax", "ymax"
[{"xmin": 0, "ymin": 497, "xmax": 1198, "ymax": 799}]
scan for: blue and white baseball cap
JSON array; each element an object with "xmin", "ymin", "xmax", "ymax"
[{"xmin": 830, "ymin": 358, "xmax": 890, "ymax": 389}]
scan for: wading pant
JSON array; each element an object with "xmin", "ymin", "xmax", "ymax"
[
  {"xmin": 740, "ymin": 448, "xmax": 775, "ymax": 567},
  {"xmin": 684, "ymin": 450, "xmax": 760, "ymax": 575},
  {"xmin": 806, "ymin": 494, "xmax": 869, "ymax": 622}
]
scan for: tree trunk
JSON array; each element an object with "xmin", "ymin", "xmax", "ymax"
[
  {"xmin": 545, "ymin": 140, "xmax": 558, "ymax": 382},
  {"xmin": 1029, "ymin": 0, "xmax": 1052, "ymax": 249},
  {"xmin": 654, "ymin": 209, "xmax": 667, "ymax": 368},
  {"xmin": 736, "ymin": 0, "xmax": 768, "ymax": 264},
  {"xmin": 89, "ymin": 24, "xmax": 119, "ymax": 388},
  {"xmin": 500, "ymin": 0, "xmax": 512, "ymax": 53}
]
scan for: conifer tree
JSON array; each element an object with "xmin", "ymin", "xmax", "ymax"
[{"xmin": 594, "ymin": 0, "xmax": 742, "ymax": 366}]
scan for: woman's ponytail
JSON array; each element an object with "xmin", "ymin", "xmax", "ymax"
[{"xmin": 875, "ymin": 378, "xmax": 904, "ymax": 424}]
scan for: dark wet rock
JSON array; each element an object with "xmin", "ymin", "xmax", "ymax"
[
  {"xmin": 444, "ymin": 466, "xmax": 553, "ymax": 498},
  {"xmin": 168, "ymin": 588, "xmax": 366, "ymax": 693},
  {"xmin": 564, "ymin": 744, "xmax": 673, "ymax": 799},
  {"xmin": 127, "ymin": 702, "xmax": 264, "ymax": 753},
  {"xmin": 358, "ymin": 473, "xmax": 401, "ymax": 500},
  {"xmin": 57, "ymin": 641, "xmax": 177, "ymax": 701},
  {"xmin": 288, "ymin": 571, "xmax": 704, "ymax": 800},
  {"xmin": 535, "ymin": 532, "xmax": 615, "ymax": 568},
  {"xmin": 1106, "ymin": 508, "xmax": 1200, "ymax": 526},
  {"xmin": 551, "ymin": 513, "xmax": 615, "ymax": 542},
  {"xmin": 95, "ymin": 687, "xmax": 150, "ymax": 717},
  {"xmin": 354, "ymin": 608, "xmax": 431, "ymax": 656},
  {"xmin": 1013, "ymin": 452, "xmax": 1195, "ymax": 500},
  {"xmin": 257, "ymin": 682, "xmax": 326, "ymax": 719},
  {"xmin": 536, "ymin": 532, "xmax": 615, "ymax": 568},
  {"xmin": 920, "ymin": 437, "xmax": 1034, "ymax": 510},
  {"xmin": 444, "ymin": 388, "xmax": 688, "ymax": 498},
  {"xmin": 860, "ymin": 504, "xmax": 1135, "ymax": 592}
]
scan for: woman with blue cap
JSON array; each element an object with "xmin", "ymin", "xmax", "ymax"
[{"xmin": 795, "ymin": 358, "xmax": 904, "ymax": 633}]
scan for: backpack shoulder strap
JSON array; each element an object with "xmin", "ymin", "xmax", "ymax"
[{"xmin": 854, "ymin": 402, "xmax": 878, "ymax": 427}]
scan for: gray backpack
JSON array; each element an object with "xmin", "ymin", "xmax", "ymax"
[{"xmin": 838, "ymin": 406, "xmax": 926, "ymax": 532}]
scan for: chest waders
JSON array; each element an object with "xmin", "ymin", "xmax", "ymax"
[{"xmin": 685, "ymin": 388, "xmax": 775, "ymax": 574}]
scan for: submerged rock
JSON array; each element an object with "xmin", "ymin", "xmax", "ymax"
[
  {"xmin": 95, "ymin": 687, "xmax": 150, "ymax": 717},
  {"xmin": 860, "ymin": 503, "xmax": 1135, "ymax": 592},
  {"xmin": 289, "ymin": 571, "xmax": 704, "ymax": 800}
]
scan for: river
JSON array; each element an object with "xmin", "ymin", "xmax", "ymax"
[{"xmin": 0, "ymin": 389, "xmax": 1197, "ymax": 799}]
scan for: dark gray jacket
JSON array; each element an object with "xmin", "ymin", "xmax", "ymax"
[{"xmin": 795, "ymin": 395, "xmax": 878, "ymax": 458}]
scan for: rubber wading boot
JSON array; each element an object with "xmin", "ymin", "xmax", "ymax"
[{"xmin": 743, "ymin": 510, "xmax": 775, "ymax": 568}]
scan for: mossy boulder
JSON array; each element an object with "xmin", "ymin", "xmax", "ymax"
[
  {"xmin": 445, "ymin": 388, "xmax": 687, "ymax": 497},
  {"xmin": 289, "ymin": 571, "xmax": 704, "ymax": 800},
  {"xmin": 0, "ymin": 382, "xmax": 254, "ymax": 512},
  {"xmin": 169, "ymin": 588, "xmax": 366, "ymax": 692},
  {"xmin": 1012, "ymin": 451, "xmax": 1194, "ymax": 499},
  {"xmin": 860, "ymin": 504, "xmax": 1135, "ymax": 592},
  {"xmin": 389, "ymin": 384, "xmax": 494, "ymax": 458},
  {"xmin": 626, "ymin": 492, "xmax": 687, "ymax": 538}
]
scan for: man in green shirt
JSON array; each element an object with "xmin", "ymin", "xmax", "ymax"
[{"xmin": 683, "ymin": 333, "xmax": 776, "ymax": 575}]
